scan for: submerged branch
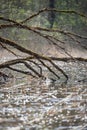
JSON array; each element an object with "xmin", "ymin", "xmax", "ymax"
[
  {"xmin": 39, "ymin": 59, "xmax": 60, "ymax": 79},
  {"xmin": 49, "ymin": 60, "xmax": 68, "ymax": 80},
  {"xmin": 7, "ymin": 66, "xmax": 36, "ymax": 78},
  {"xmin": 28, "ymin": 60, "xmax": 42, "ymax": 75},
  {"xmin": 22, "ymin": 61, "xmax": 44, "ymax": 78}
]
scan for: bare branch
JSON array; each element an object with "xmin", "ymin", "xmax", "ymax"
[
  {"xmin": 28, "ymin": 60, "xmax": 42, "ymax": 75},
  {"xmin": 34, "ymin": 27, "xmax": 87, "ymax": 40},
  {"xmin": 39, "ymin": 59, "xmax": 60, "ymax": 79},
  {"xmin": 22, "ymin": 61, "xmax": 44, "ymax": 78},
  {"xmin": 7, "ymin": 66, "xmax": 36, "ymax": 78},
  {"xmin": 0, "ymin": 57, "xmax": 33, "ymax": 68},
  {"xmin": 49, "ymin": 60, "xmax": 68, "ymax": 80},
  {"xmin": 0, "ymin": 24, "xmax": 87, "ymax": 40},
  {"xmin": 0, "ymin": 42, "xmax": 20, "ymax": 57},
  {"xmin": 21, "ymin": 8, "xmax": 87, "ymax": 23}
]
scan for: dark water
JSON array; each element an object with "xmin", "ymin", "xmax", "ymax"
[{"xmin": 0, "ymin": 61, "xmax": 87, "ymax": 130}]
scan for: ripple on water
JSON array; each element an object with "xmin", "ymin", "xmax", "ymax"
[{"xmin": 0, "ymin": 61, "xmax": 87, "ymax": 130}]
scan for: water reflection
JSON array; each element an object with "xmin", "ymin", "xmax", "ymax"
[{"xmin": 0, "ymin": 61, "xmax": 87, "ymax": 130}]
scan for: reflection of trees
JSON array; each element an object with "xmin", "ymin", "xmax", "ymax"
[
  {"xmin": 0, "ymin": 8, "xmax": 87, "ymax": 82},
  {"xmin": 48, "ymin": 0, "xmax": 55, "ymax": 28}
]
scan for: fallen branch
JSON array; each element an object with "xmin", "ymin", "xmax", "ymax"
[
  {"xmin": 39, "ymin": 59, "xmax": 60, "ymax": 79},
  {"xmin": 7, "ymin": 66, "xmax": 36, "ymax": 78}
]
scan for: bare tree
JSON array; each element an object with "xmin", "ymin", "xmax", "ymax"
[{"xmin": 0, "ymin": 8, "xmax": 87, "ymax": 82}]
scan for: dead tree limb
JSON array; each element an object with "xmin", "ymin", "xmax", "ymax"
[
  {"xmin": 49, "ymin": 60, "xmax": 68, "ymax": 80},
  {"xmin": 22, "ymin": 61, "xmax": 44, "ymax": 78},
  {"xmin": 7, "ymin": 66, "xmax": 36, "ymax": 78},
  {"xmin": 39, "ymin": 59, "xmax": 60, "ymax": 79},
  {"xmin": 28, "ymin": 60, "xmax": 42, "ymax": 75},
  {"xmin": 0, "ymin": 57, "xmax": 87, "ymax": 70}
]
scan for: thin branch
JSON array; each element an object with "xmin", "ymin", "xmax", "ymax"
[
  {"xmin": 0, "ymin": 36, "xmax": 44, "ymax": 58},
  {"xmin": 44, "ymin": 35, "xmax": 75, "ymax": 58},
  {"xmin": 21, "ymin": 8, "xmax": 48, "ymax": 23},
  {"xmin": 0, "ymin": 16, "xmax": 19, "ymax": 24},
  {"xmin": 21, "ymin": 8, "xmax": 87, "ymax": 23},
  {"xmin": 0, "ymin": 57, "xmax": 87, "ymax": 69},
  {"xmin": 28, "ymin": 60, "xmax": 42, "ymax": 75},
  {"xmin": 0, "ymin": 57, "xmax": 33, "ymax": 68},
  {"xmin": 22, "ymin": 61, "xmax": 44, "ymax": 78},
  {"xmin": 0, "ymin": 23, "xmax": 87, "ymax": 40},
  {"xmin": 34, "ymin": 27, "xmax": 87, "ymax": 40},
  {"xmin": 50, "ymin": 57, "xmax": 87, "ymax": 62},
  {"xmin": 39, "ymin": 59, "xmax": 60, "ymax": 79},
  {"xmin": 7, "ymin": 66, "xmax": 36, "ymax": 78},
  {"xmin": 0, "ymin": 42, "xmax": 20, "ymax": 57},
  {"xmin": 49, "ymin": 60, "xmax": 68, "ymax": 80},
  {"xmin": 66, "ymin": 33, "xmax": 87, "ymax": 49}
]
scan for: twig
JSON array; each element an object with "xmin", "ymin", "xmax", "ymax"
[
  {"xmin": 22, "ymin": 61, "xmax": 44, "ymax": 78},
  {"xmin": 49, "ymin": 60, "xmax": 68, "ymax": 80},
  {"xmin": 28, "ymin": 60, "xmax": 42, "ymax": 75},
  {"xmin": 7, "ymin": 66, "xmax": 36, "ymax": 78},
  {"xmin": 21, "ymin": 8, "xmax": 87, "ymax": 23},
  {"xmin": 39, "ymin": 59, "xmax": 60, "ymax": 79},
  {"xmin": 0, "ymin": 42, "xmax": 20, "ymax": 57}
]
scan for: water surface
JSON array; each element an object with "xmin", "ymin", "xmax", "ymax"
[{"xmin": 0, "ymin": 61, "xmax": 87, "ymax": 130}]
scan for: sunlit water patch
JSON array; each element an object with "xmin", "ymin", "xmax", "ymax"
[{"xmin": 0, "ymin": 61, "xmax": 87, "ymax": 130}]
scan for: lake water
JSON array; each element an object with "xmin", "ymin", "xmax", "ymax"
[{"xmin": 0, "ymin": 61, "xmax": 87, "ymax": 130}]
